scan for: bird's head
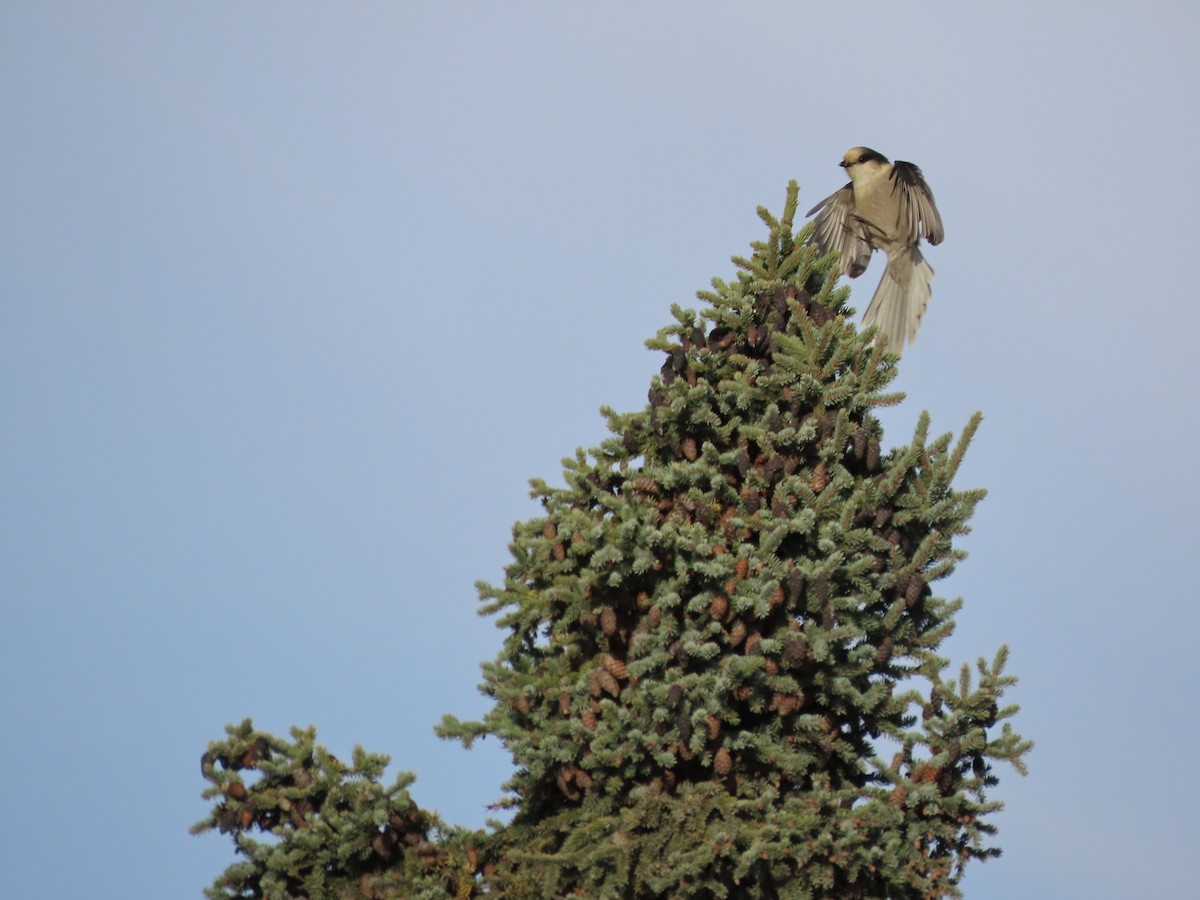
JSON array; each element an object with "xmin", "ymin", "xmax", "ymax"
[{"xmin": 840, "ymin": 147, "xmax": 890, "ymax": 181}]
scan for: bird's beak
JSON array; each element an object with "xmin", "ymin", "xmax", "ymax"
[{"xmin": 839, "ymin": 160, "xmax": 850, "ymax": 169}]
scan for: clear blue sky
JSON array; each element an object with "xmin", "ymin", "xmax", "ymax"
[{"xmin": 3, "ymin": 3, "xmax": 1197, "ymax": 897}]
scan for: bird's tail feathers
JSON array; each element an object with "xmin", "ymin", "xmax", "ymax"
[{"xmin": 862, "ymin": 248, "xmax": 934, "ymax": 349}]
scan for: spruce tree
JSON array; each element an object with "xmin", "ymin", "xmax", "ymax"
[
  {"xmin": 196, "ymin": 182, "xmax": 1030, "ymax": 898},
  {"xmin": 437, "ymin": 181, "xmax": 1030, "ymax": 897}
]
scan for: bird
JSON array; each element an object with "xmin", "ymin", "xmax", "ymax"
[{"xmin": 806, "ymin": 147, "xmax": 943, "ymax": 349}]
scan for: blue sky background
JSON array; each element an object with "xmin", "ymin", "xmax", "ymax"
[{"xmin": 3, "ymin": 2, "xmax": 1197, "ymax": 897}]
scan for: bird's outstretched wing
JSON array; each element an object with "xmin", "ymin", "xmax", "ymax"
[
  {"xmin": 806, "ymin": 183, "xmax": 873, "ymax": 277},
  {"xmin": 890, "ymin": 161, "xmax": 944, "ymax": 246}
]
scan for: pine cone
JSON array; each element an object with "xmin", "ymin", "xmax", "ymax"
[
  {"xmin": 813, "ymin": 575, "xmax": 831, "ymax": 603},
  {"xmin": 810, "ymin": 462, "xmax": 829, "ymax": 492},
  {"xmin": 599, "ymin": 607, "xmax": 618, "ymax": 637},
  {"xmin": 913, "ymin": 763, "xmax": 938, "ymax": 784},
  {"xmin": 603, "ymin": 654, "xmax": 628, "ymax": 680},
  {"xmin": 631, "ymin": 476, "xmax": 660, "ymax": 495},
  {"xmin": 768, "ymin": 584, "xmax": 785, "ymax": 610},
  {"xmin": 542, "ymin": 521, "xmax": 558, "ymax": 541},
  {"xmin": 669, "ymin": 347, "xmax": 686, "ymax": 374},
  {"xmin": 875, "ymin": 636, "xmax": 895, "ymax": 667},
  {"xmin": 824, "ymin": 410, "xmax": 842, "ymax": 441},
  {"xmin": 771, "ymin": 692, "xmax": 803, "ymax": 716},
  {"xmin": 866, "ymin": 437, "xmax": 881, "ymax": 471},
  {"xmin": 905, "ymin": 574, "xmax": 927, "ymax": 608},
  {"xmin": 787, "ymin": 568, "xmax": 806, "ymax": 603},
  {"xmin": 729, "ymin": 620, "xmax": 747, "ymax": 647},
  {"xmin": 706, "ymin": 713, "xmax": 722, "ymax": 740},
  {"xmin": 782, "ymin": 633, "xmax": 810, "ymax": 667},
  {"xmin": 714, "ymin": 748, "xmax": 733, "ymax": 775},
  {"xmin": 250, "ymin": 737, "xmax": 270, "ymax": 762},
  {"xmin": 682, "ymin": 437, "xmax": 699, "ymax": 461},
  {"xmin": 710, "ymin": 594, "xmax": 730, "ymax": 622},
  {"xmin": 678, "ymin": 713, "xmax": 693, "ymax": 744},
  {"xmin": 852, "ymin": 428, "xmax": 868, "ymax": 461},
  {"xmin": 597, "ymin": 670, "xmax": 620, "ymax": 697},
  {"xmin": 709, "ymin": 327, "xmax": 735, "ymax": 350},
  {"xmin": 763, "ymin": 455, "xmax": 784, "ymax": 484},
  {"xmin": 216, "ymin": 806, "xmax": 238, "ymax": 833},
  {"xmin": 809, "ymin": 302, "xmax": 835, "ymax": 326},
  {"xmin": 936, "ymin": 767, "xmax": 955, "ymax": 793},
  {"xmin": 745, "ymin": 631, "xmax": 763, "ymax": 656},
  {"xmin": 555, "ymin": 769, "xmax": 580, "ymax": 800}
]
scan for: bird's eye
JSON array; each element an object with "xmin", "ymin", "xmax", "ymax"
[{"xmin": 858, "ymin": 154, "xmax": 869, "ymax": 163}]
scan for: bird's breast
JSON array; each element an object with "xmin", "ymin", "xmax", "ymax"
[{"xmin": 852, "ymin": 183, "xmax": 903, "ymax": 246}]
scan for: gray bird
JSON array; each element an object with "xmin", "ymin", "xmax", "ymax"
[{"xmin": 806, "ymin": 147, "xmax": 943, "ymax": 348}]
